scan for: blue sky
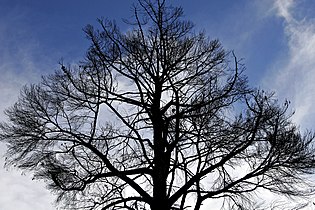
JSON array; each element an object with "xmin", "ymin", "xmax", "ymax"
[{"xmin": 1, "ymin": 0, "xmax": 315, "ymax": 209}]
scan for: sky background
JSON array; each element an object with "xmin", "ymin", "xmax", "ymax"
[{"xmin": 0, "ymin": 0, "xmax": 315, "ymax": 209}]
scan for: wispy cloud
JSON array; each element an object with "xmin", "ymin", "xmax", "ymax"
[
  {"xmin": 0, "ymin": 57, "xmax": 57, "ymax": 210},
  {"xmin": 0, "ymin": 7, "xmax": 57, "ymax": 209},
  {"xmin": 0, "ymin": 160, "xmax": 55, "ymax": 210},
  {"xmin": 264, "ymin": 0, "xmax": 315, "ymax": 130},
  {"xmin": 274, "ymin": 0, "xmax": 295, "ymax": 22},
  {"xmin": 0, "ymin": 69, "xmax": 57, "ymax": 210}
]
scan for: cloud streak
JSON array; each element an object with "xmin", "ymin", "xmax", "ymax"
[
  {"xmin": 0, "ymin": 7, "xmax": 57, "ymax": 209},
  {"xmin": 0, "ymin": 62, "xmax": 56, "ymax": 210},
  {"xmin": 265, "ymin": 0, "xmax": 315, "ymax": 130}
]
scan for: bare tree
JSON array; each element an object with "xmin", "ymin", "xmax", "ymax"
[{"xmin": 1, "ymin": 0, "xmax": 315, "ymax": 210}]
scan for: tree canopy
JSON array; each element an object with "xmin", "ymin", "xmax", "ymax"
[{"xmin": 1, "ymin": 0, "xmax": 315, "ymax": 210}]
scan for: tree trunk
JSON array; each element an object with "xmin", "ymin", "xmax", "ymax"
[
  {"xmin": 151, "ymin": 120, "xmax": 170, "ymax": 210},
  {"xmin": 150, "ymin": 201, "xmax": 170, "ymax": 210},
  {"xmin": 151, "ymin": 82, "xmax": 170, "ymax": 210},
  {"xmin": 151, "ymin": 150, "xmax": 169, "ymax": 209}
]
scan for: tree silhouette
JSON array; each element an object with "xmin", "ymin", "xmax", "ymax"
[{"xmin": 1, "ymin": 0, "xmax": 315, "ymax": 210}]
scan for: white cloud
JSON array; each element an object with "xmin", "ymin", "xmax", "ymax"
[
  {"xmin": 264, "ymin": 0, "xmax": 315, "ymax": 130},
  {"xmin": 274, "ymin": 0, "xmax": 295, "ymax": 22},
  {"xmin": 0, "ymin": 13, "xmax": 57, "ymax": 209},
  {"xmin": 0, "ymin": 65, "xmax": 56, "ymax": 210},
  {"xmin": 0, "ymin": 158, "xmax": 56, "ymax": 210}
]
